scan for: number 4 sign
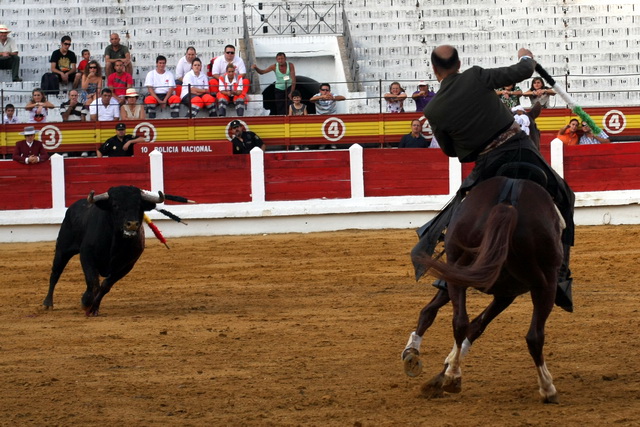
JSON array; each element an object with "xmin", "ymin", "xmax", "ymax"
[
  {"xmin": 602, "ymin": 110, "xmax": 626, "ymax": 135},
  {"xmin": 321, "ymin": 117, "xmax": 346, "ymax": 142}
]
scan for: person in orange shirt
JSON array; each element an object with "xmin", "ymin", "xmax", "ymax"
[{"xmin": 557, "ymin": 118, "xmax": 580, "ymax": 145}]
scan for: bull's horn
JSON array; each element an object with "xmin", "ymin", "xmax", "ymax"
[
  {"xmin": 141, "ymin": 190, "xmax": 165, "ymax": 204},
  {"xmin": 87, "ymin": 190, "xmax": 109, "ymax": 204}
]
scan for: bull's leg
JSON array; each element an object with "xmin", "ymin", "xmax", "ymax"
[
  {"xmin": 43, "ymin": 248, "xmax": 77, "ymax": 309},
  {"xmin": 402, "ymin": 289, "xmax": 450, "ymax": 377},
  {"xmin": 85, "ymin": 263, "xmax": 136, "ymax": 316},
  {"xmin": 527, "ymin": 285, "xmax": 558, "ymax": 403},
  {"xmin": 80, "ymin": 264, "xmax": 101, "ymax": 310}
]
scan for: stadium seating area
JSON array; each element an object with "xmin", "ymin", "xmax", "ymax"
[{"xmin": 2, "ymin": 0, "xmax": 640, "ymax": 122}]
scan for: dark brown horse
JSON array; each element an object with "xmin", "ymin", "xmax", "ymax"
[{"xmin": 403, "ymin": 176, "xmax": 564, "ymax": 403}]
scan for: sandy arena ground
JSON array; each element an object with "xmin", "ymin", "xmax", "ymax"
[{"xmin": 1, "ymin": 226, "xmax": 639, "ymax": 426}]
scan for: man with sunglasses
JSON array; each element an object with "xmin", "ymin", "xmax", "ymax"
[
  {"xmin": 578, "ymin": 122, "xmax": 610, "ymax": 145},
  {"xmin": 49, "ymin": 35, "xmax": 77, "ymax": 85},
  {"xmin": 208, "ymin": 44, "xmax": 250, "ymax": 97}
]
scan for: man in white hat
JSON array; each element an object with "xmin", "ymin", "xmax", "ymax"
[
  {"xmin": 0, "ymin": 24, "xmax": 21, "ymax": 82},
  {"xmin": 511, "ymin": 105, "xmax": 530, "ymax": 135},
  {"xmin": 411, "ymin": 80, "xmax": 435, "ymax": 112},
  {"xmin": 12, "ymin": 126, "xmax": 49, "ymax": 164}
]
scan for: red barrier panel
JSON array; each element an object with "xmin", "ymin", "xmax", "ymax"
[
  {"xmin": 64, "ymin": 157, "xmax": 151, "ymax": 206},
  {"xmin": 264, "ymin": 151, "xmax": 351, "ymax": 201},
  {"xmin": 564, "ymin": 142, "xmax": 640, "ymax": 192},
  {"xmin": 363, "ymin": 148, "xmax": 449, "ymax": 196},
  {"xmin": 0, "ymin": 160, "xmax": 52, "ymax": 210},
  {"xmin": 162, "ymin": 154, "xmax": 252, "ymax": 204}
]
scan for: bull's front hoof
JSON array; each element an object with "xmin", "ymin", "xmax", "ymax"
[
  {"xmin": 442, "ymin": 375, "xmax": 462, "ymax": 394},
  {"xmin": 419, "ymin": 373, "xmax": 445, "ymax": 398},
  {"xmin": 542, "ymin": 393, "xmax": 559, "ymax": 404},
  {"xmin": 402, "ymin": 348, "xmax": 423, "ymax": 377},
  {"xmin": 85, "ymin": 307, "xmax": 100, "ymax": 317}
]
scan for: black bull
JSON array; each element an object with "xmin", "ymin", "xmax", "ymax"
[{"xmin": 43, "ymin": 186, "xmax": 164, "ymax": 316}]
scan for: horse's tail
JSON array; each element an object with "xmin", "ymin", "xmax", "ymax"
[{"xmin": 417, "ymin": 203, "xmax": 518, "ymax": 291}]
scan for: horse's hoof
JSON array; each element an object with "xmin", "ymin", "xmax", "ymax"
[
  {"xmin": 442, "ymin": 376, "xmax": 462, "ymax": 394},
  {"xmin": 420, "ymin": 374, "xmax": 445, "ymax": 398},
  {"xmin": 542, "ymin": 393, "xmax": 559, "ymax": 404},
  {"xmin": 402, "ymin": 349, "xmax": 423, "ymax": 377}
]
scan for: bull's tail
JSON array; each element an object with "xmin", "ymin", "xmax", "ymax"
[{"xmin": 416, "ymin": 203, "xmax": 518, "ymax": 291}]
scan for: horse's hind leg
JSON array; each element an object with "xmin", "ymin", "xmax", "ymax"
[
  {"xmin": 527, "ymin": 287, "xmax": 558, "ymax": 403},
  {"xmin": 402, "ymin": 289, "xmax": 450, "ymax": 377}
]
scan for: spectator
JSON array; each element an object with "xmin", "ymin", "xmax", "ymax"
[
  {"xmin": 289, "ymin": 90, "xmax": 307, "ymax": 150},
  {"xmin": 411, "ymin": 81, "xmax": 435, "ymax": 112},
  {"xmin": 180, "ymin": 57, "xmax": 216, "ymax": 118},
  {"xmin": 511, "ymin": 105, "xmax": 530, "ymax": 135},
  {"xmin": 107, "ymin": 59, "xmax": 134, "ymax": 105},
  {"xmin": 523, "ymin": 77, "xmax": 556, "ymax": 109},
  {"xmin": 104, "ymin": 33, "xmax": 132, "ymax": 77},
  {"xmin": 217, "ymin": 63, "xmax": 247, "ymax": 117},
  {"xmin": 175, "ymin": 46, "xmax": 197, "ymax": 85},
  {"xmin": 0, "ymin": 24, "xmax": 21, "ymax": 82},
  {"xmin": 120, "ymin": 88, "xmax": 145, "ymax": 120},
  {"xmin": 12, "ymin": 126, "xmax": 48, "ymax": 164},
  {"xmin": 495, "ymin": 83, "xmax": 522, "ymax": 109},
  {"xmin": 80, "ymin": 60, "xmax": 103, "ymax": 106},
  {"xmin": 399, "ymin": 119, "xmax": 430, "ymax": 148},
  {"xmin": 3, "ymin": 103, "xmax": 19, "ymax": 124},
  {"xmin": 89, "ymin": 88, "xmax": 120, "ymax": 121},
  {"xmin": 230, "ymin": 119, "xmax": 264, "ymax": 154},
  {"xmin": 97, "ymin": 122, "xmax": 145, "ymax": 158},
  {"xmin": 208, "ymin": 44, "xmax": 249, "ymax": 95},
  {"xmin": 73, "ymin": 49, "xmax": 91, "ymax": 89},
  {"xmin": 252, "ymin": 52, "xmax": 296, "ymax": 115},
  {"xmin": 384, "ymin": 81, "xmax": 407, "ymax": 113},
  {"xmin": 60, "ymin": 89, "xmax": 88, "ymax": 122},
  {"xmin": 557, "ymin": 118, "xmax": 580, "ymax": 145},
  {"xmin": 288, "ymin": 90, "xmax": 307, "ymax": 116},
  {"xmin": 49, "ymin": 35, "xmax": 77, "ymax": 86},
  {"xmin": 25, "ymin": 88, "xmax": 54, "ymax": 123},
  {"xmin": 310, "ymin": 83, "xmax": 345, "ymax": 115},
  {"xmin": 579, "ymin": 122, "xmax": 610, "ymax": 145},
  {"xmin": 143, "ymin": 55, "xmax": 180, "ymax": 119},
  {"xmin": 210, "ymin": 44, "xmax": 247, "ymax": 80}
]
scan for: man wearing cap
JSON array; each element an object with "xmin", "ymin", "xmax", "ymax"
[
  {"xmin": 97, "ymin": 123, "xmax": 145, "ymax": 157},
  {"xmin": 13, "ymin": 126, "xmax": 49, "ymax": 164},
  {"xmin": 107, "ymin": 59, "xmax": 134, "ymax": 105},
  {"xmin": 0, "ymin": 24, "xmax": 21, "ymax": 82},
  {"xmin": 411, "ymin": 81, "xmax": 435, "ymax": 112},
  {"xmin": 60, "ymin": 89, "xmax": 88, "ymax": 122},
  {"xmin": 229, "ymin": 120, "xmax": 264, "ymax": 154}
]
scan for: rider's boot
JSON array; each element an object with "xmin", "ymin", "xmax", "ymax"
[{"xmin": 555, "ymin": 244, "xmax": 573, "ymax": 313}]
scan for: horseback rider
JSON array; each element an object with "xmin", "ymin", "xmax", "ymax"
[{"xmin": 413, "ymin": 45, "xmax": 575, "ymax": 312}]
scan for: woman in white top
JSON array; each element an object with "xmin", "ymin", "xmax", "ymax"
[
  {"xmin": 25, "ymin": 88, "xmax": 55, "ymax": 123},
  {"xmin": 181, "ymin": 57, "xmax": 216, "ymax": 118},
  {"xmin": 120, "ymin": 88, "xmax": 145, "ymax": 120}
]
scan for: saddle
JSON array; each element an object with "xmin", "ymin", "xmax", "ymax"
[{"xmin": 495, "ymin": 161, "xmax": 548, "ymax": 189}]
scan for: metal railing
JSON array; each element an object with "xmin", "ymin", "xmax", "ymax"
[{"xmin": 243, "ymin": 0, "xmax": 342, "ymax": 36}]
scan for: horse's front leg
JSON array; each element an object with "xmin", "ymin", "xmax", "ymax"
[
  {"xmin": 528, "ymin": 285, "xmax": 558, "ymax": 403},
  {"xmin": 402, "ymin": 289, "xmax": 450, "ymax": 377},
  {"xmin": 441, "ymin": 285, "xmax": 467, "ymax": 393}
]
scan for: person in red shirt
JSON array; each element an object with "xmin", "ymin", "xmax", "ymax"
[{"xmin": 107, "ymin": 59, "xmax": 134, "ymax": 105}]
